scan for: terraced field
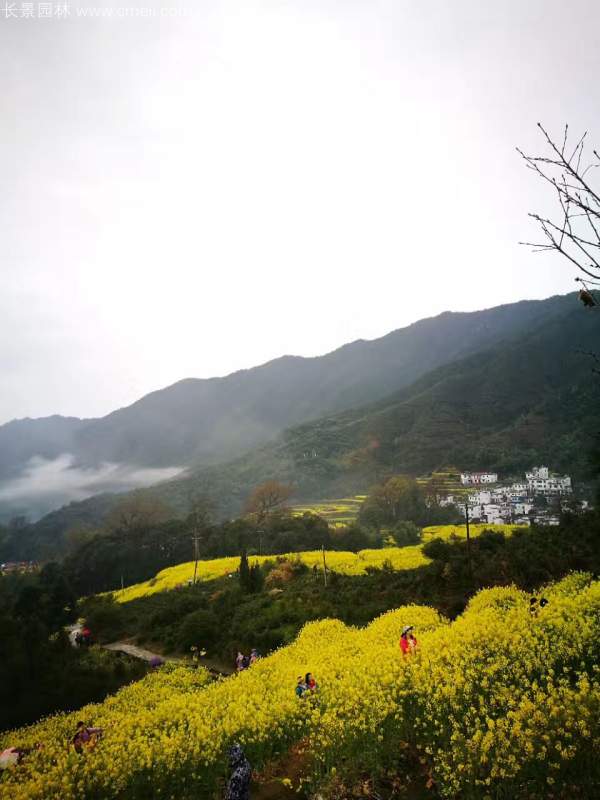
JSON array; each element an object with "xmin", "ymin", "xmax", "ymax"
[
  {"xmin": 291, "ymin": 496, "xmax": 366, "ymax": 526},
  {"xmin": 291, "ymin": 472, "xmax": 472, "ymax": 527}
]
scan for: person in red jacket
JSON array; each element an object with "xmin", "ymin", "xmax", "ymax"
[{"xmin": 400, "ymin": 625, "xmax": 418, "ymax": 655}]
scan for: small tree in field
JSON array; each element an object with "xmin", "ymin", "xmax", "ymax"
[
  {"xmin": 244, "ymin": 480, "xmax": 294, "ymax": 525},
  {"xmin": 239, "ymin": 550, "xmax": 251, "ymax": 591},
  {"xmin": 238, "ymin": 549, "xmax": 262, "ymax": 593}
]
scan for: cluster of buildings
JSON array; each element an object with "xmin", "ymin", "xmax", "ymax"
[
  {"xmin": 443, "ymin": 466, "xmax": 575, "ymax": 526},
  {"xmin": 0, "ymin": 561, "xmax": 38, "ymax": 576}
]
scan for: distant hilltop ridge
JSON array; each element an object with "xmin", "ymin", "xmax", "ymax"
[
  {"xmin": 10, "ymin": 293, "xmax": 599, "ymax": 559},
  {"xmin": 0, "ymin": 295, "xmax": 574, "ymax": 480},
  {"xmin": 0, "ymin": 292, "xmax": 581, "ymax": 525}
]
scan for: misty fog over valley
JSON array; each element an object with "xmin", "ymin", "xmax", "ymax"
[{"xmin": 0, "ymin": 454, "xmax": 182, "ymax": 522}]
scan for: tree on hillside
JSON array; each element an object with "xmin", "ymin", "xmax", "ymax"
[
  {"xmin": 424, "ymin": 475, "xmax": 446, "ymax": 505},
  {"xmin": 64, "ymin": 522, "xmax": 98, "ymax": 554},
  {"xmin": 186, "ymin": 493, "xmax": 215, "ymax": 584},
  {"xmin": 105, "ymin": 491, "xmax": 171, "ymax": 535},
  {"xmin": 186, "ymin": 493, "xmax": 215, "ymax": 531},
  {"xmin": 244, "ymin": 481, "xmax": 294, "ymax": 525},
  {"xmin": 360, "ymin": 476, "xmax": 460, "ymax": 529},
  {"xmin": 239, "ymin": 550, "xmax": 251, "ymax": 591},
  {"xmin": 519, "ymin": 123, "xmax": 600, "ymax": 302},
  {"xmin": 359, "ymin": 476, "xmax": 427, "ymax": 528},
  {"xmin": 238, "ymin": 549, "xmax": 263, "ymax": 593}
]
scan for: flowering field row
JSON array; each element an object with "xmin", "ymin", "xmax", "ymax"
[
  {"xmin": 420, "ymin": 522, "xmax": 525, "ymax": 542},
  {"xmin": 1, "ymin": 573, "xmax": 598, "ymax": 799},
  {"xmin": 114, "ymin": 547, "xmax": 429, "ymax": 602},
  {"xmin": 115, "ymin": 523, "xmax": 521, "ymax": 603}
]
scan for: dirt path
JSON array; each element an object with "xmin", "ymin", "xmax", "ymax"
[
  {"xmin": 67, "ymin": 623, "xmax": 232, "ymax": 676},
  {"xmin": 252, "ymin": 744, "xmax": 310, "ymax": 800},
  {"xmin": 251, "ymin": 741, "xmax": 434, "ymax": 800},
  {"xmin": 103, "ymin": 641, "xmax": 183, "ymax": 663}
]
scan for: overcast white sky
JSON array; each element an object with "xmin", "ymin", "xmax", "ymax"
[{"xmin": 1, "ymin": 0, "xmax": 598, "ymax": 424}]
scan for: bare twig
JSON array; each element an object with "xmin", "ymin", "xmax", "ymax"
[{"xmin": 518, "ymin": 124, "xmax": 600, "ymax": 283}]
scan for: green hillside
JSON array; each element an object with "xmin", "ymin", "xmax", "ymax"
[
  {"xmin": 17, "ymin": 302, "xmax": 600, "ymax": 555},
  {"xmin": 150, "ymin": 303, "xmax": 600, "ymax": 513}
]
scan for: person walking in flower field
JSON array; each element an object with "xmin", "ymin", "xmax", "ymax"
[
  {"xmin": 400, "ymin": 625, "xmax": 418, "ymax": 655},
  {"xmin": 72, "ymin": 721, "xmax": 103, "ymax": 754},
  {"xmin": 295, "ymin": 675, "xmax": 307, "ymax": 698},
  {"xmin": 0, "ymin": 744, "xmax": 41, "ymax": 770},
  {"xmin": 235, "ymin": 651, "xmax": 245, "ymax": 671},
  {"xmin": 224, "ymin": 743, "xmax": 252, "ymax": 800},
  {"xmin": 304, "ymin": 672, "xmax": 318, "ymax": 693}
]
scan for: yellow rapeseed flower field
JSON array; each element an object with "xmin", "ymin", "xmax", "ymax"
[
  {"xmin": 115, "ymin": 548, "xmax": 430, "ymax": 602},
  {"xmin": 115, "ymin": 524, "xmax": 522, "ymax": 603},
  {"xmin": 1, "ymin": 573, "xmax": 598, "ymax": 799},
  {"xmin": 420, "ymin": 522, "xmax": 525, "ymax": 542}
]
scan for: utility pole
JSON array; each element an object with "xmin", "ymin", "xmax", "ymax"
[
  {"xmin": 192, "ymin": 531, "xmax": 201, "ymax": 585},
  {"xmin": 257, "ymin": 530, "xmax": 264, "ymax": 556},
  {"xmin": 464, "ymin": 501, "xmax": 474, "ymax": 583},
  {"xmin": 321, "ymin": 544, "xmax": 328, "ymax": 588}
]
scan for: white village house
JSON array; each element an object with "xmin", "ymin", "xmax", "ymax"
[
  {"xmin": 460, "ymin": 472, "xmax": 498, "ymax": 486},
  {"xmin": 525, "ymin": 466, "xmax": 572, "ymax": 496},
  {"xmin": 452, "ymin": 465, "xmax": 573, "ymax": 526}
]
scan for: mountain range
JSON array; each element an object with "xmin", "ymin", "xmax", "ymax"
[
  {"xmin": 1, "ymin": 293, "xmax": 574, "ymax": 487},
  {"xmin": 4, "ymin": 291, "xmax": 599, "ymax": 558}
]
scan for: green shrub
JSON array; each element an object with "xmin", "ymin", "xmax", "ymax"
[
  {"xmin": 422, "ymin": 538, "xmax": 453, "ymax": 561},
  {"xmin": 392, "ymin": 520, "xmax": 422, "ymax": 546},
  {"xmin": 176, "ymin": 610, "xmax": 219, "ymax": 651},
  {"xmin": 84, "ymin": 596, "xmax": 126, "ymax": 642}
]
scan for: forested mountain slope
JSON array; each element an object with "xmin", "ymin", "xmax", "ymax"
[
  {"xmin": 21, "ymin": 301, "xmax": 599, "ymax": 556},
  {"xmin": 0, "ymin": 294, "xmax": 575, "ymax": 484},
  {"xmin": 155, "ymin": 302, "xmax": 600, "ymax": 513}
]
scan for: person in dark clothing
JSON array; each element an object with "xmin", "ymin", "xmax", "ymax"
[{"xmin": 225, "ymin": 743, "xmax": 252, "ymax": 800}]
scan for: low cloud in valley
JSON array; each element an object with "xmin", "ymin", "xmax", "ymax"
[{"xmin": 0, "ymin": 454, "xmax": 182, "ymax": 522}]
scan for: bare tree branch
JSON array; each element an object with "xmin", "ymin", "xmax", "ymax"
[{"xmin": 518, "ymin": 123, "xmax": 600, "ymax": 288}]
